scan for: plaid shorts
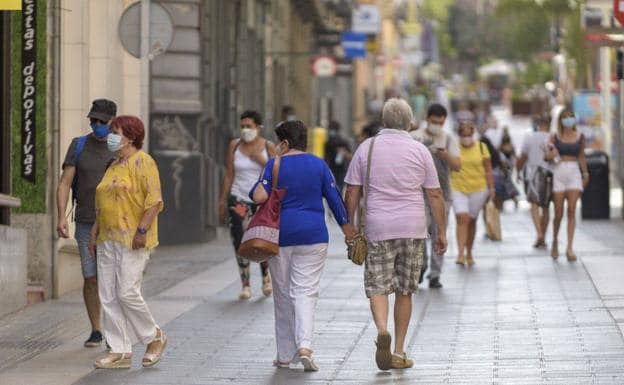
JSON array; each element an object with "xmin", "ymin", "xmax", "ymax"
[{"xmin": 364, "ymin": 238, "xmax": 424, "ymax": 298}]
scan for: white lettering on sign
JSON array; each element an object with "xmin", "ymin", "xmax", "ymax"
[{"xmin": 21, "ymin": 0, "xmax": 37, "ymax": 182}]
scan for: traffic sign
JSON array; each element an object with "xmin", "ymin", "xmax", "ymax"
[
  {"xmin": 341, "ymin": 32, "xmax": 367, "ymax": 59},
  {"xmin": 312, "ymin": 56, "xmax": 337, "ymax": 77},
  {"xmin": 615, "ymin": 0, "xmax": 624, "ymax": 26}
]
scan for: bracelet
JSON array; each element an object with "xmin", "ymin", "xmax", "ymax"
[{"xmin": 137, "ymin": 227, "xmax": 148, "ymax": 235}]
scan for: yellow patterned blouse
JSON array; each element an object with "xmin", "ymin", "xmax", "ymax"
[{"xmin": 95, "ymin": 151, "xmax": 163, "ymax": 250}]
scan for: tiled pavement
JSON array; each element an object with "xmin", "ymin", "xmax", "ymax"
[
  {"xmin": 74, "ymin": 206, "xmax": 624, "ymax": 385},
  {"xmin": 2, "ymin": 205, "xmax": 624, "ymax": 385}
]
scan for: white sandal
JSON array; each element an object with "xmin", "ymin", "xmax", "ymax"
[
  {"xmin": 300, "ymin": 355, "xmax": 319, "ymax": 372},
  {"xmin": 142, "ymin": 330, "xmax": 168, "ymax": 367},
  {"xmin": 94, "ymin": 353, "xmax": 132, "ymax": 369},
  {"xmin": 272, "ymin": 359, "xmax": 290, "ymax": 368}
]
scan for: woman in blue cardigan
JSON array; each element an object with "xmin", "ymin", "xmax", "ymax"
[{"xmin": 251, "ymin": 120, "xmax": 356, "ymax": 372}]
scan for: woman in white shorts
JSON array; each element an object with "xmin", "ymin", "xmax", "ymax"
[
  {"xmin": 450, "ymin": 122, "xmax": 495, "ymax": 266},
  {"xmin": 545, "ymin": 109, "xmax": 589, "ymax": 261}
]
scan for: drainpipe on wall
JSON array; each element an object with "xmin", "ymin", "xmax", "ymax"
[
  {"xmin": 140, "ymin": 0, "xmax": 150, "ymax": 151},
  {"xmin": 50, "ymin": 0, "xmax": 61, "ymax": 298}
]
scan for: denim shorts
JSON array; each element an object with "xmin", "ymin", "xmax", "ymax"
[{"xmin": 75, "ymin": 221, "xmax": 97, "ymax": 279}]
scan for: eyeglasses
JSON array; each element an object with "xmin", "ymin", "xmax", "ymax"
[{"xmin": 90, "ymin": 118, "xmax": 106, "ymax": 125}]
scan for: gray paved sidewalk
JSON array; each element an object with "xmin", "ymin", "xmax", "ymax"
[
  {"xmin": 70, "ymin": 205, "xmax": 624, "ymax": 385},
  {"xmin": 0, "ymin": 229, "xmax": 235, "ymax": 385},
  {"xmin": 2, "ymin": 205, "xmax": 624, "ymax": 385}
]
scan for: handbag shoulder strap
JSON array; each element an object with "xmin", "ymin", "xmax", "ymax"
[
  {"xmin": 361, "ymin": 137, "xmax": 376, "ymax": 231},
  {"xmin": 271, "ymin": 155, "xmax": 281, "ymax": 189}
]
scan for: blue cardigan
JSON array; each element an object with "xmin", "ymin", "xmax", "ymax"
[{"xmin": 250, "ymin": 153, "xmax": 349, "ymax": 247}]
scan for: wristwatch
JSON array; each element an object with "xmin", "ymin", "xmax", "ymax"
[{"xmin": 137, "ymin": 227, "xmax": 148, "ymax": 235}]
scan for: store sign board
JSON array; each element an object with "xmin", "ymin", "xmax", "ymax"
[
  {"xmin": 0, "ymin": 0, "xmax": 21, "ymax": 10},
  {"xmin": 21, "ymin": 0, "xmax": 36, "ymax": 182}
]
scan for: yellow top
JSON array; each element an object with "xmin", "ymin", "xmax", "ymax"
[
  {"xmin": 451, "ymin": 142, "xmax": 490, "ymax": 193},
  {"xmin": 95, "ymin": 151, "xmax": 163, "ymax": 249}
]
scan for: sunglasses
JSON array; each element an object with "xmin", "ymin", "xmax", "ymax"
[{"xmin": 90, "ymin": 118, "xmax": 107, "ymax": 125}]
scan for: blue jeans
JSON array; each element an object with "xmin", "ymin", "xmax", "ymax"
[{"xmin": 75, "ymin": 222, "xmax": 97, "ymax": 279}]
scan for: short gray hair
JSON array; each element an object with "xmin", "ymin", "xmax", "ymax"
[{"xmin": 382, "ymin": 98, "xmax": 413, "ymax": 130}]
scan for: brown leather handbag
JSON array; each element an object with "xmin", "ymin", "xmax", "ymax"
[
  {"xmin": 347, "ymin": 137, "xmax": 376, "ymax": 265},
  {"xmin": 238, "ymin": 156, "xmax": 286, "ymax": 262}
]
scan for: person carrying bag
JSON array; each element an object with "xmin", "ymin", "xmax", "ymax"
[{"xmin": 238, "ymin": 156, "xmax": 285, "ymax": 262}]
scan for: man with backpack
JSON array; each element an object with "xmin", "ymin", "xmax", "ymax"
[{"xmin": 56, "ymin": 99, "xmax": 116, "ymax": 347}]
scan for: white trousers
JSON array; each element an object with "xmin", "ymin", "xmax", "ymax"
[
  {"xmin": 97, "ymin": 241, "xmax": 158, "ymax": 354},
  {"xmin": 269, "ymin": 243, "xmax": 328, "ymax": 363}
]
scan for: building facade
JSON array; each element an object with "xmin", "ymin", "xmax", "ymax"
[{"xmin": 0, "ymin": 0, "xmax": 353, "ymax": 312}]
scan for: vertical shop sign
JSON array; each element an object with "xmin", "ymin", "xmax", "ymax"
[{"xmin": 21, "ymin": 0, "xmax": 36, "ymax": 182}]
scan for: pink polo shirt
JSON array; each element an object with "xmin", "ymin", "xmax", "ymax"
[{"xmin": 345, "ymin": 129, "xmax": 440, "ymax": 242}]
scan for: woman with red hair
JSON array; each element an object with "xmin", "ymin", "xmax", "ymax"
[{"xmin": 89, "ymin": 115, "xmax": 167, "ymax": 369}]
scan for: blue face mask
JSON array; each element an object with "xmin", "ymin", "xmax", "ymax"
[
  {"xmin": 107, "ymin": 133, "xmax": 125, "ymax": 152},
  {"xmin": 561, "ymin": 117, "xmax": 576, "ymax": 129},
  {"xmin": 90, "ymin": 122, "xmax": 110, "ymax": 139}
]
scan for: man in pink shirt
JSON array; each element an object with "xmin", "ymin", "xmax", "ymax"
[{"xmin": 344, "ymin": 98, "xmax": 447, "ymax": 371}]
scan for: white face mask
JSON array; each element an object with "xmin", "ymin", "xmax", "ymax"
[
  {"xmin": 240, "ymin": 128, "xmax": 258, "ymax": 143},
  {"xmin": 277, "ymin": 140, "xmax": 288, "ymax": 155},
  {"xmin": 427, "ymin": 123, "xmax": 444, "ymax": 136},
  {"xmin": 460, "ymin": 136, "xmax": 474, "ymax": 147}
]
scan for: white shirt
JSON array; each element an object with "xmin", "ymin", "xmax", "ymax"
[
  {"xmin": 230, "ymin": 146, "xmax": 267, "ymax": 202},
  {"xmin": 484, "ymin": 127, "xmax": 503, "ymax": 148},
  {"xmin": 521, "ymin": 131, "xmax": 551, "ymax": 176}
]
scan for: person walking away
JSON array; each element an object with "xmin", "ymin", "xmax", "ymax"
[
  {"xmin": 324, "ymin": 120, "xmax": 352, "ymax": 193},
  {"xmin": 544, "ymin": 109, "xmax": 589, "ymax": 261},
  {"xmin": 281, "ymin": 105, "xmax": 296, "ymax": 122},
  {"xmin": 451, "ymin": 121, "xmax": 495, "ymax": 266},
  {"xmin": 90, "ymin": 116, "xmax": 167, "ymax": 369},
  {"xmin": 358, "ymin": 120, "xmax": 381, "ymax": 144},
  {"xmin": 219, "ymin": 110, "xmax": 277, "ymax": 300},
  {"xmin": 517, "ymin": 114, "xmax": 552, "ymax": 248},
  {"xmin": 56, "ymin": 98, "xmax": 116, "ymax": 348},
  {"xmin": 497, "ymin": 127, "xmax": 520, "ymax": 210},
  {"xmin": 250, "ymin": 120, "xmax": 356, "ymax": 371},
  {"xmin": 344, "ymin": 98, "xmax": 447, "ymax": 370},
  {"xmin": 479, "ymin": 126, "xmax": 503, "ymax": 240},
  {"xmin": 483, "ymin": 115, "xmax": 503, "ymax": 148},
  {"xmin": 410, "ymin": 103, "xmax": 460, "ymax": 289}
]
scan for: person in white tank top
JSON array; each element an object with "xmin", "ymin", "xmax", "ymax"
[{"xmin": 219, "ymin": 110, "xmax": 277, "ymax": 300}]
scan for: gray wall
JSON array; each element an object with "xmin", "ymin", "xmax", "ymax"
[{"xmin": 0, "ymin": 225, "xmax": 27, "ymax": 317}]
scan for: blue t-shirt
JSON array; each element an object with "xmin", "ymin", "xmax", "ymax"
[{"xmin": 250, "ymin": 153, "xmax": 348, "ymax": 247}]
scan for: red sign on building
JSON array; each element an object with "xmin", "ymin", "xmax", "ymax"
[{"xmin": 615, "ymin": 0, "xmax": 624, "ymax": 26}]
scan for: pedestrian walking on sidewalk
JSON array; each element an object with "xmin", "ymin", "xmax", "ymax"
[
  {"xmin": 324, "ymin": 120, "xmax": 352, "ymax": 194},
  {"xmin": 250, "ymin": 120, "xmax": 356, "ymax": 372},
  {"xmin": 90, "ymin": 116, "xmax": 167, "ymax": 369},
  {"xmin": 545, "ymin": 109, "xmax": 589, "ymax": 261},
  {"xmin": 517, "ymin": 114, "xmax": 552, "ymax": 249},
  {"xmin": 56, "ymin": 98, "xmax": 116, "ymax": 348},
  {"xmin": 410, "ymin": 103, "xmax": 461, "ymax": 289},
  {"xmin": 496, "ymin": 128, "xmax": 520, "ymax": 210},
  {"xmin": 219, "ymin": 110, "xmax": 277, "ymax": 300},
  {"xmin": 451, "ymin": 121, "xmax": 495, "ymax": 266},
  {"xmin": 344, "ymin": 98, "xmax": 447, "ymax": 371}
]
